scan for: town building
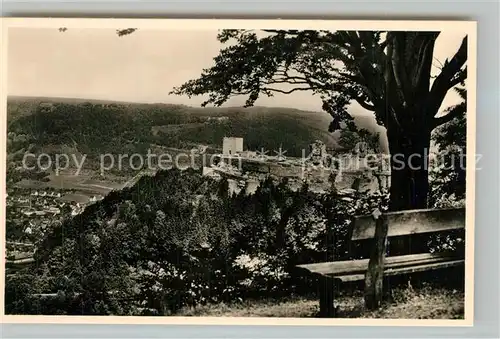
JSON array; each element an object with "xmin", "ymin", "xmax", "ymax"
[{"xmin": 222, "ymin": 137, "xmax": 244, "ymax": 156}]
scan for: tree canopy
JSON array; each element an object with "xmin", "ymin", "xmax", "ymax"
[
  {"xmin": 430, "ymin": 86, "xmax": 467, "ymax": 206},
  {"xmin": 172, "ymin": 30, "xmax": 467, "ymax": 133}
]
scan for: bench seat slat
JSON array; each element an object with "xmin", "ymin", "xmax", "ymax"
[
  {"xmin": 296, "ymin": 253, "xmax": 462, "ymax": 277},
  {"xmin": 337, "ymin": 259, "xmax": 465, "ymax": 282},
  {"xmin": 352, "ymin": 207, "xmax": 465, "ymax": 240}
]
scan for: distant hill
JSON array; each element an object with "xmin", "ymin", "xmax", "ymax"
[{"xmin": 7, "ymin": 96, "xmax": 387, "ymax": 158}]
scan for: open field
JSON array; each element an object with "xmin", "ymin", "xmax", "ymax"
[{"xmin": 12, "ymin": 171, "xmax": 126, "ymax": 205}]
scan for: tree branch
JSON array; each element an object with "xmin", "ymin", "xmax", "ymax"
[
  {"xmin": 389, "ymin": 33, "xmax": 412, "ymax": 107},
  {"xmin": 355, "ymin": 96, "xmax": 376, "ymax": 111},
  {"xmin": 433, "ymin": 104, "xmax": 466, "ymax": 128},
  {"xmin": 383, "ymin": 33, "xmax": 406, "ymax": 114},
  {"xmin": 262, "ymin": 87, "xmax": 312, "ymax": 95},
  {"xmin": 427, "ymin": 36, "xmax": 468, "ymax": 118},
  {"xmin": 414, "ymin": 33, "xmax": 439, "ymax": 97},
  {"xmin": 449, "ymin": 67, "xmax": 467, "ymax": 88}
]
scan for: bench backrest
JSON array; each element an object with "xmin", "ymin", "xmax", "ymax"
[{"xmin": 351, "ymin": 207, "xmax": 465, "ymax": 241}]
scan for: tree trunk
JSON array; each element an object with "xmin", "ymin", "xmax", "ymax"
[
  {"xmin": 387, "ymin": 127, "xmax": 431, "ymax": 212},
  {"xmin": 386, "ymin": 123, "xmax": 432, "ymax": 255}
]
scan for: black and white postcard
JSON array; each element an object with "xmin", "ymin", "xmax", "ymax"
[{"xmin": 1, "ymin": 18, "xmax": 476, "ymax": 326}]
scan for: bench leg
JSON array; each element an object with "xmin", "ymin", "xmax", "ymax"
[
  {"xmin": 364, "ymin": 214, "xmax": 388, "ymax": 310},
  {"xmin": 318, "ymin": 276, "xmax": 336, "ymax": 317}
]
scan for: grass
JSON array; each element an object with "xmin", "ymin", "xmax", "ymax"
[{"xmin": 177, "ymin": 285, "xmax": 464, "ymax": 319}]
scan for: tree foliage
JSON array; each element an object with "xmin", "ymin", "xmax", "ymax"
[
  {"xmin": 338, "ymin": 127, "xmax": 381, "ymax": 154},
  {"xmin": 7, "ymin": 100, "xmax": 340, "ymax": 159},
  {"xmin": 6, "ymin": 169, "xmax": 389, "ymax": 315},
  {"xmin": 172, "ymin": 30, "xmax": 466, "ymax": 133},
  {"xmin": 430, "ymin": 87, "xmax": 467, "ymax": 206},
  {"xmin": 58, "ymin": 28, "xmax": 137, "ymax": 36}
]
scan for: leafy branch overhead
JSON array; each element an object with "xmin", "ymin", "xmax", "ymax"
[
  {"xmin": 171, "ymin": 30, "xmax": 467, "ymax": 133},
  {"xmin": 116, "ymin": 28, "xmax": 138, "ymax": 37},
  {"xmin": 58, "ymin": 28, "xmax": 137, "ymax": 36}
]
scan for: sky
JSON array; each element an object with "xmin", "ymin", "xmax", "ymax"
[{"xmin": 8, "ymin": 28, "xmax": 467, "ymax": 116}]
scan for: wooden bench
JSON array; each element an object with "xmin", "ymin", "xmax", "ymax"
[{"xmin": 296, "ymin": 207, "xmax": 465, "ymax": 317}]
